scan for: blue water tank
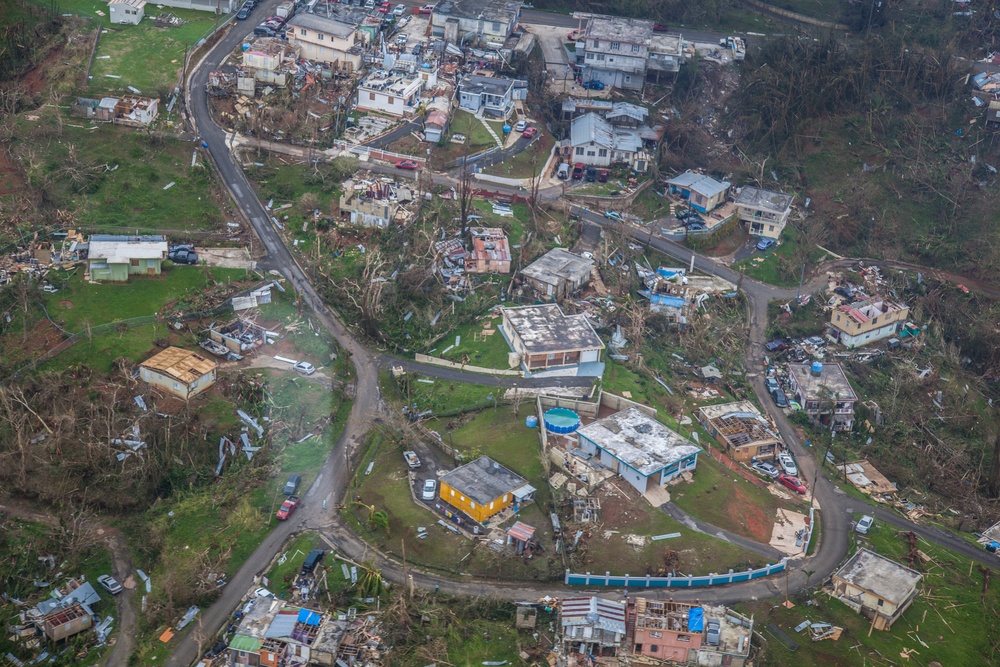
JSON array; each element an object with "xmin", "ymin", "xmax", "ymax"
[
  {"xmin": 242, "ymin": 42, "xmax": 251, "ymax": 51},
  {"xmin": 525, "ymin": 415, "xmax": 538, "ymax": 428},
  {"xmin": 811, "ymin": 361, "xmax": 823, "ymax": 375},
  {"xmin": 502, "ymin": 124, "xmax": 511, "ymax": 134}
]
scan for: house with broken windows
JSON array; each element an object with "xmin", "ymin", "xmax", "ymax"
[
  {"xmin": 227, "ymin": 599, "xmax": 348, "ymax": 666},
  {"xmin": 559, "ymin": 596, "xmax": 627, "ymax": 661}
]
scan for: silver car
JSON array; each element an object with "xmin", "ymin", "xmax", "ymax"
[
  {"xmin": 751, "ymin": 461, "xmax": 780, "ymax": 479},
  {"xmin": 421, "ymin": 479, "xmax": 437, "ymax": 501}
]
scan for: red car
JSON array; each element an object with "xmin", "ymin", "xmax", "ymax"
[
  {"xmin": 395, "ymin": 160, "xmax": 419, "ymax": 170},
  {"xmin": 415, "ymin": 3, "xmax": 434, "ymax": 13},
  {"xmin": 522, "ymin": 126, "xmax": 538, "ymax": 139},
  {"xmin": 276, "ymin": 496, "xmax": 300, "ymax": 520},
  {"xmin": 653, "ymin": 23, "xmax": 670, "ymax": 32},
  {"xmin": 778, "ymin": 474, "xmax": 806, "ymax": 495}
]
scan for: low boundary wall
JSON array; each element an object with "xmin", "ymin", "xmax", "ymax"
[{"xmin": 564, "ymin": 559, "xmax": 788, "ymax": 588}]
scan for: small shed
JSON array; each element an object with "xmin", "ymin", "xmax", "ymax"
[
  {"xmin": 987, "ymin": 100, "xmax": 1000, "ymax": 128},
  {"xmin": 108, "ymin": 0, "xmax": 146, "ymax": 25},
  {"xmin": 506, "ymin": 521, "xmax": 536, "ymax": 554}
]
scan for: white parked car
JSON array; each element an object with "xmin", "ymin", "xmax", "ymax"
[
  {"xmin": 293, "ymin": 361, "xmax": 316, "ymax": 375},
  {"xmin": 421, "ymin": 479, "xmax": 437, "ymax": 500},
  {"xmin": 393, "ymin": 3, "xmax": 406, "ymax": 15},
  {"xmin": 42, "ymin": 284, "xmax": 58, "ymax": 293},
  {"xmin": 777, "ymin": 452, "xmax": 797, "ymax": 476},
  {"xmin": 856, "ymin": 515, "xmax": 874, "ymax": 535},
  {"xmin": 514, "ymin": 119, "xmax": 527, "ymax": 132},
  {"xmin": 98, "ymin": 575, "xmax": 123, "ymax": 595},
  {"xmin": 395, "ymin": 33, "xmax": 408, "ymax": 45}
]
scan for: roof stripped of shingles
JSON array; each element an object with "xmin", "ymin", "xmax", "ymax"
[
  {"xmin": 560, "ymin": 597, "xmax": 626, "ymax": 634},
  {"xmin": 141, "ymin": 346, "xmax": 217, "ymax": 384}
]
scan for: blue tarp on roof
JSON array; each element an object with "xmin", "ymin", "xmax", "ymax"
[
  {"xmin": 298, "ymin": 608, "xmax": 322, "ymax": 626},
  {"xmin": 688, "ymin": 607, "xmax": 704, "ymax": 632}
]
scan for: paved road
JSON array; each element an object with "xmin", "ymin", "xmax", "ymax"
[{"xmin": 167, "ymin": 15, "xmax": 1000, "ymax": 666}]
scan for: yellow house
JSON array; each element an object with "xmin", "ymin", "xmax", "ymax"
[
  {"xmin": 285, "ymin": 14, "xmax": 364, "ymax": 72},
  {"xmin": 829, "ymin": 298, "xmax": 909, "ymax": 348},
  {"xmin": 438, "ymin": 456, "xmax": 535, "ymax": 523},
  {"xmin": 139, "ymin": 346, "xmax": 218, "ymax": 401}
]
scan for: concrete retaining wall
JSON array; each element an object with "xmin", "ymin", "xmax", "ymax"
[{"xmin": 413, "ymin": 353, "xmax": 522, "ymax": 376}]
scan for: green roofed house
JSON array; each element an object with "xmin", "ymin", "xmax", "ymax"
[{"xmin": 86, "ymin": 234, "xmax": 168, "ymax": 282}]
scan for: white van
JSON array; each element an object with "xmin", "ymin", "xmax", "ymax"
[{"xmin": 557, "ymin": 163, "xmax": 570, "ymax": 179}]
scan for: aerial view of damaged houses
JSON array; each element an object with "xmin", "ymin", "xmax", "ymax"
[{"xmin": 6, "ymin": 0, "xmax": 1000, "ymax": 663}]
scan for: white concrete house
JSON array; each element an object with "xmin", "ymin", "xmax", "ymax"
[{"xmin": 108, "ymin": 0, "xmax": 145, "ymax": 24}]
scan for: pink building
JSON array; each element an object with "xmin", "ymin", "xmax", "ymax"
[{"xmin": 632, "ymin": 599, "xmax": 704, "ymax": 663}]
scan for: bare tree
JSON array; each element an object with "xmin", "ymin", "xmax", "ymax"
[{"xmin": 331, "ymin": 248, "xmax": 389, "ymax": 340}]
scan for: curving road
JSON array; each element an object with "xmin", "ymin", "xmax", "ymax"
[{"xmin": 165, "ymin": 12, "xmax": 1000, "ymax": 667}]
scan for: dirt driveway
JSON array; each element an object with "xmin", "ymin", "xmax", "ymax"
[{"xmin": 196, "ymin": 247, "xmax": 256, "ymax": 270}]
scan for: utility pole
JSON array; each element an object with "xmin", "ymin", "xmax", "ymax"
[{"xmin": 796, "ymin": 262, "xmax": 806, "ymax": 301}]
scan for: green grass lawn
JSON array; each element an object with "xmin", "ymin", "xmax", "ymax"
[
  {"xmin": 430, "ymin": 313, "xmax": 513, "ymax": 370},
  {"xmin": 43, "ymin": 266, "xmax": 246, "ymax": 331},
  {"xmin": 41, "ymin": 0, "xmax": 225, "ymax": 95},
  {"xmin": 738, "ymin": 520, "xmax": 1000, "ymax": 667},
  {"xmin": 469, "ymin": 199, "xmax": 530, "ymax": 245},
  {"xmin": 482, "ymin": 130, "xmax": 555, "ymax": 180},
  {"xmin": 631, "ymin": 186, "xmax": 672, "ymax": 221},
  {"xmin": 388, "ymin": 372, "xmax": 504, "ymax": 416},
  {"xmin": 39, "ymin": 322, "xmax": 167, "ymax": 373},
  {"xmin": 671, "ymin": 454, "xmax": 799, "ymax": 542},
  {"xmin": 11, "ymin": 121, "xmax": 225, "ymax": 232},
  {"xmin": 733, "ymin": 227, "xmax": 800, "ymax": 287}
]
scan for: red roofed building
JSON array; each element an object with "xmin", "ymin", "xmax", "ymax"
[{"xmin": 464, "ymin": 227, "xmax": 511, "ymax": 274}]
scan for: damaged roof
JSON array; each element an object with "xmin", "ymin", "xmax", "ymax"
[
  {"xmin": 141, "ymin": 346, "xmax": 217, "ymax": 384},
  {"xmin": 560, "ymin": 597, "xmax": 627, "ymax": 635},
  {"xmin": 570, "ymin": 113, "xmax": 614, "ymax": 149},
  {"xmin": 460, "ymin": 73, "xmax": 516, "ymax": 97},
  {"xmin": 502, "ymin": 304, "xmax": 604, "ymax": 353},
  {"xmin": 577, "ymin": 407, "xmax": 701, "ymax": 477},
  {"xmin": 666, "ymin": 171, "xmax": 730, "ymax": 199},
  {"xmin": 522, "ymin": 248, "xmax": 594, "ymax": 287},
  {"xmin": 434, "ymin": 0, "xmax": 521, "ymax": 25}
]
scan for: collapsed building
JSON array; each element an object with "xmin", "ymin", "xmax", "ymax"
[{"xmin": 339, "ymin": 177, "xmax": 417, "ymax": 228}]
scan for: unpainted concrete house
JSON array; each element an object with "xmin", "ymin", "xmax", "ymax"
[
  {"xmin": 697, "ymin": 400, "xmax": 780, "ymax": 462},
  {"xmin": 520, "ymin": 247, "xmax": 595, "ymax": 301},
  {"xmin": 829, "ymin": 548, "xmax": 922, "ymax": 631},
  {"xmin": 500, "ymin": 304, "xmax": 604, "ymax": 373},
  {"xmin": 431, "ymin": 0, "xmax": 522, "ymax": 46}
]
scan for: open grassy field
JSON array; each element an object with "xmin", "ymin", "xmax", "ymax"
[
  {"xmin": 469, "ymin": 199, "xmax": 531, "ymax": 245},
  {"xmin": 738, "ymin": 519, "xmax": 1000, "ymax": 667},
  {"xmin": 10, "ymin": 119, "xmax": 226, "ymax": 232},
  {"xmin": 733, "ymin": 227, "xmax": 801, "ymax": 287},
  {"xmin": 430, "ymin": 312, "xmax": 513, "ymax": 370},
  {"xmin": 481, "ymin": 130, "xmax": 555, "ymax": 180},
  {"xmin": 43, "ymin": 266, "xmax": 246, "ymax": 331},
  {"xmin": 671, "ymin": 454, "xmax": 800, "ymax": 542},
  {"xmin": 39, "ymin": 321, "xmax": 167, "ymax": 373},
  {"xmin": 36, "ymin": 0, "xmax": 224, "ymax": 95},
  {"xmin": 385, "ymin": 371, "xmax": 504, "ymax": 416}
]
